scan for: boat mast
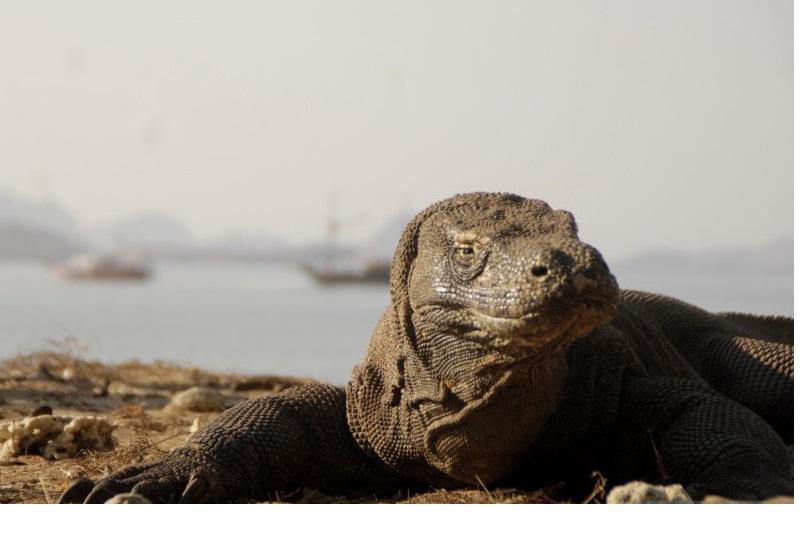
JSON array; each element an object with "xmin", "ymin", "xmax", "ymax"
[{"xmin": 324, "ymin": 190, "xmax": 339, "ymax": 275}]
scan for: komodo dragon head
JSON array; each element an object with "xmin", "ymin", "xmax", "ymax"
[
  {"xmin": 398, "ymin": 192, "xmax": 619, "ymax": 352},
  {"xmin": 358, "ymin": 192, "xmax": 620, "ymax": 484}
]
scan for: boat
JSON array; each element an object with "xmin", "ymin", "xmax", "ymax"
[
  {"xmin": 51, "ymin": 253, "xmax": 152, "ymax": 281},
  {"xmin": 300, "ymin": 193, "xmax": 393, "ymax": 285},
  {"xmin": 302, "ymin": 259, "xmax": 390, "ymax": 284}
]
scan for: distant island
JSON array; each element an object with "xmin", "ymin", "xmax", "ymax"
[{"xmin": 0, "ymin": 188, "xmax": 792, "ymax": 281}]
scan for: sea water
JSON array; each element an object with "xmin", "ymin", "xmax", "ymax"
[{"xmin": 0, "ymin": 261, "xmax": 792, "ymax": 384}]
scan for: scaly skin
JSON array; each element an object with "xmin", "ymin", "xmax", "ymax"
[{"xmin": 59, "ymin": 192, "xmax": 793, "ymax": 503}]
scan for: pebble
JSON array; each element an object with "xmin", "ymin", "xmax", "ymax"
[
  {"xmin": 30, "ymin": 405, "xmax": 53, "ymax": 417},
  {"xmin": 606, "ymin": 481, "xmax": 692, "ymax": 504},
  {"xmin": 170, "ymin": 387, "xmax": 226, "ymax": 412},
  {"xmin": 106, "ymin": 493, "xmax": 151, "ymax": 504},
  {"xmin": 92, "ymin": 379, "xmax": 110, "ymax": 398}
]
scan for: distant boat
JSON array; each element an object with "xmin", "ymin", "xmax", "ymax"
[
  {"xmin": 300, "ymin": 192, "xmax": 392, "ymax": 285},
  {"xmin": 51, "ymin": 253, "xmax": 152, "ymax": 281},
  {"xmin": 302, "ymin": 259, "xmax": 390, "ymax": 285}
]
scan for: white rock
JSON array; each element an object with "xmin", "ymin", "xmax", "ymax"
[
  {"xmin": 170, "ymin": 387, "xmax": 226, "ymax": 412},
  {"xmin": 0, "ymin": 414, "xmax": 116, "ymax": 460},
  {"xmin": 606, "ymin": 481, "xmax": 693, "ymax": 504},
  {"xmin": 106, "ymin": 493, "xmax": 151, "ymax": 504}
]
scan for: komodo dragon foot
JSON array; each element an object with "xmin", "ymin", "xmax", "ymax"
[{"xmin": 59, "ymin": 458, "xmax": 225, "ymax": 503}]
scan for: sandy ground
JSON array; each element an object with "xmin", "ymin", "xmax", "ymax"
[{"xmin": 0, "ymin": 351, "xmax": 572, "ymax": 504}]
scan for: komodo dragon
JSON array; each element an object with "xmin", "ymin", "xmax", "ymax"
[{"xmin": 59, "ymin": 192, "xmax": 793, "ymax": 503}]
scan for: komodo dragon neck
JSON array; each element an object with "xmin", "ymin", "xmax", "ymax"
[
  {"xmin": 346, "ymin": 308, "xmax": 572, "ymax": 486},
  {"xmin": 406, "ymin": 318, "xmax": 571, "ymax": 484}
]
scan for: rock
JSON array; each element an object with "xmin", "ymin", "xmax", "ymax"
[
  {"xmin": 62, "ymin": 466, "xmax": 88, "ymax": 480},
  {"xmin": 0, "ymin": 414, "xmax": 116, "ymax": 460},
  {"xmin": 92, "ymin": 379, "xmax": 110, "ymax": 398},
  {"xmin": 606, "ymin": 481, "xmax": 692, "ymax": 504},
  {"xmin": 106, "ymin": 493, "xmax": 151, "ymax": 504},
  {"xmin": 702, "ymin": 495, "xmax": 737, "ymax": 504},
  {"xmin": 170, "ymin": 387, "xmax": 226, "ymax": 412},
  {"xmin": 230, "ymin": 375, "xmax": 308, "ymax": 393},
  {"xmin": 30, "ymin": 405, "xmax": 52, "ymax": 417},
  {"xmin": 703, "ymin": 494, "xmax": 794, "ymax": 504},
  {"xmin": 764, "ymin": 496, "xmax": 794, "ymax": 504},
  {"xmin": 32, "ymin": 364, "xmax": 58, "ymax": 381}
]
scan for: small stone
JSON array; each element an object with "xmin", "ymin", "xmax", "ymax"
[
  {"xmin": 763, "ymin": 496, "xmax": 793, "ymax": 504},
  {"xmin": 92, "ymin": 379, "xmax": 110, "ymax": 398},
  {"xmin": 170, "ymin": 387, "xmax": 226, "ymax": 412},
  {"xmin": 607, "ymin": 481, "xmax": 692, "ymax": 504},
  {"xmin": 62, "ymin": 467, "xmax": 88, "ymax": 480},
  {"xmin": 703, "ymin": 494, "xmax": 794, "ymax": 504},
  {"xmin": 703, "ymin": 495, "xmax": 738, "ymax": 504},
  {"xmin": 32, "ymin": 365, "xmax": 57, "ymax": 381},
  {"xmin": 31, "ymin": 405, "xmax": 53, "ymax": 417},
  {"xmin": 106, "ymin": 492, "xmax": 151, "ymax": 504}
]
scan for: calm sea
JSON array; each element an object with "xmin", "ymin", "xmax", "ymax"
[{"xmin": 0, "ymin": 261, "xmax": 792, "ymax": 384}]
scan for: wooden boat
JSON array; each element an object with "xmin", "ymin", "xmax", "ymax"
[
  {"xmin": 302, "ymin": 260, "xmax": 389, "ymax": 284},
  {"xmin": 52, "ymin": 254, "xmax": 152, "ymax": 281}
]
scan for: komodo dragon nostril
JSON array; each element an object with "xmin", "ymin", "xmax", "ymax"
[{"xmin": 531, "ymin": 265, "xmax": 549, "ymax": 278}]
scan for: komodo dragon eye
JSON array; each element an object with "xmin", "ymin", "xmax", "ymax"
[{"xmin": 449, "ymin": 241, "xmax": 488, "ymax": 280}]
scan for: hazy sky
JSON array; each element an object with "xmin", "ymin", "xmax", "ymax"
[{"xmin": 0, "ymin": 0, "xmax": 792, "ymax": 258}]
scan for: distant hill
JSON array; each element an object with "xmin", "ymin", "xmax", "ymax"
[
  {"xmin": 0, "ymin": 189, "xmax": 81, "ymax": 239},
  {"xmin": 93, "ymin": 212, "xmax": 194, "ymax": 251},
  {"xmin": 179, "ymin": 232, "xmax": 292, "ymax": 261},
  {"xmin": 0, "ymin": 223, "xmax": 80, "ymax": 260},
  {"xmin": 293, "ymin": 211, "xmax": 412, "ymax": 273},
  {"xmin": 611, "ymin": 236, "xmax": 792, "ymax": 315},
  {"xmin": 0, "ymin": 189, "xmax": 84, "ymax": 259},
  {"xmin": 359, "ymin": 211, "xmax": 413, "ymax": 262},
  {"xmin": 614, "ymin": 236, "xmax": 793, "ymax": 277},
  {"xmin": 292, "ymin": 242, "xmax": 360, "ymax": 265}
]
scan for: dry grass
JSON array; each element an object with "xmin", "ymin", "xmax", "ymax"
[
  {"xmin": 0, "ymin": 425, "xmax": 183, "ymax": 503},
  {"xmin": 0, "ymin": 351, "xmax": 303, "ymax": 504}
]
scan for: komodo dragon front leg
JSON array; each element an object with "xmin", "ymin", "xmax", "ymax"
[
  {"xmin": 59, "ymin": 384, "xmax": 393, "ymax": 503},
  {"xmin": 621, "ymin": 290, "xmax": 794, "ymax": 442},
  {"xmin": 611, "ymin": 377, "xmax": 793, "ymax": 500}
]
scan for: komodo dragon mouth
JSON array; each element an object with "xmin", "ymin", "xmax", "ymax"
[{"xmin": 415, "ymin": 295, "xmax": 617, "ymax": 349}]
